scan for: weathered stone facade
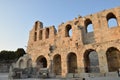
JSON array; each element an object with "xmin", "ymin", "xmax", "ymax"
[{"xmin": 27, "ymin": 7, "xmax": 120, "ymax": 77}]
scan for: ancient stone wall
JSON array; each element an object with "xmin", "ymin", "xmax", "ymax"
[
  {"xmin": 27, "ymin": 7, "xmax": 120, "ymax": 77},
  {"xmin": 0, "ymin": 63, "xmax": 11, "ymax": 73}
]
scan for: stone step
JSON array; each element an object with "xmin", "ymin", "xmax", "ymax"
[{"xmin": 86, "ymin": 77, "xmax": 120, "ymax": 80}]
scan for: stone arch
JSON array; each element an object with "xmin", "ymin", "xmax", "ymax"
[
  {"xmin": 35, "ymin": 21, "xmax": 38, "ymax": 31},
  {"xmin": 84, "ymin": 49, "xmax": 100, "ymax": 73},
  {"xmin": 65, "ymin": 24, "xmax": 72, "ymax": 37},
  {"xmin": 46, "ymin": 28, "xmax": 50, "ymax": 39},
  {"xmin": 53, "ymin": 54, "xmax": 62, "ymax": 75},
  {"xmin": 106, "ymin": 47, "xmax": 120, "ymax": 72},
  {"xmin": 83, "ymin": 18, "xmax": 95, "ymax": 44},
  {"xmin": 27, "ymin": 59, "xmax": 32, "ymax": 68},
  {"xmin": 36, "ymin": 55, "xmax": 47, "ymax": 68},
  {"xmin": 67, "ymin": 52, "xmax": 77, "ymax": 73},
  {"xmin": 106, "ymin": 12, "xmax": 118, "ymax": 28},
  {"xmin": 84, "ymin": 19, "xmax": 94, "ymax": 33},
  {"xmin": 19, "ymin": 59, "xmax": 24, "ymax": 69},
  {"xmin": 39, "ymin": 30, "xmax": 43, "ymax": 40}
]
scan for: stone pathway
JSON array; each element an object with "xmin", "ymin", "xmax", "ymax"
[
  {"xmin": 0, "ymin": 73, "xmax": 120, "ymax": 80},
  {"xmin": 0, "ymin": 73, "xmax": 8, "ymax": 80}
]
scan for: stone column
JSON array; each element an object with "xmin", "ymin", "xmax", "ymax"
[
  {"xmin": 77, "ymin": 54, "xmax": 85, "ymax": 73},
  {"xmin": 61, "ymin": 55, "xmax": 68, "ymax": 77},
  {"xmin": 48, "ymin": 53, "xmax": 54, "ymax": 77},
  {"xmin": 98, "ymin": 49, "xmax": 108, "ymax": 73}
]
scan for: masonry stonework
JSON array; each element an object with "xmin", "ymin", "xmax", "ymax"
[{"xmin": 27, "ymin": 7, "xmax": 120, "ymax": 77}]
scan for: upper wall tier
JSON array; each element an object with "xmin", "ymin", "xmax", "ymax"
[{"xmin": 28, "ymin": 7, "xmax": 120, "ymax": 46}]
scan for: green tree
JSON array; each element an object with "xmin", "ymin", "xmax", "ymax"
[
  {"xmin": 15, "ymin": 48, "xmax": 26, "ymax": 58},
  {"xmin": 0, "ymin": 50, "xmax": 17, "ymax": 62},
  {"xmin": 0, "ymin": 48, "xmax": 26, "ymax": 62}
]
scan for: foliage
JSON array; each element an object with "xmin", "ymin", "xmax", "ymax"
[
  {"xmin": 15, "ymin": 48, "xmax": 26, "ymax": 58},
  {"xmin": 0, "ymin": 48, "xmax": 26, "ymax": 62}
]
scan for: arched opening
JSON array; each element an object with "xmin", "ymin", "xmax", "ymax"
[
  {"xmin": 87, "ymin": 24, "xmax": 94, "ymax": 33},
  {"xmin": 65, "ymin": 24, "xmax": 72, "ymax": 37},
  {"xmin": 67, "ymin": 52, "xmax": 77, "ymax": 73},
  {"xmin": 35, "ymin": 22, "xmax": 38, "ymax": 31},
  {"xmin": 106, "ymin": 13, "xmax": 118, "ymax": 28},
  {"xmin": 85, "ymin": 19, "xmax": 94, "ymax": 33},
  {"xmin": 36, "ymin": 56, "xmax": 47, "ymax": 68},
  {"xmin": 106, "ymin": 47, "xmax": 120, "ymax": 72},
  {"xmin": 19, "ymin": 59, "xmax": 24, "ymax": 69},
  {"xmin": 39, "ymin": 30, "xmax": 43, "ymax": 40},
  {"xmin": 27, "ymin": 59, "xmax": 32, "ymax": 68},
  {"xmin": 83, "ymin": 19, "xmax": 95, "ymax": 44},
  {"xmin": 34, "ymin": 32, "xmax": 37, "ymax": 41},
  {"xmin": 84, "ymin": 49, "xmax": 100, "ymax": 73},
  {"xmin": 46, "ymin": 28, "xmax": 49, "ymax": 39},
  {"xmin": 53, "ymin": 54, "xmax": 61, "ymax": 75}
]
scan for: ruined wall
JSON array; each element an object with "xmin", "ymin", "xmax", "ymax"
[{"xmin": 27, "ymin": 7, "xmax": 120, "ymax": 77}]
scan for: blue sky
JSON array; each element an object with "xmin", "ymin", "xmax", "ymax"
[{"xmin": 0, "ymin": 0, "xmax": 119, "ymax": 51}]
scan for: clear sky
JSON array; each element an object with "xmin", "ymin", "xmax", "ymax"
[{"xmin": 0, "ymin": 0, "xmax": 119, "ymax": 51}]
